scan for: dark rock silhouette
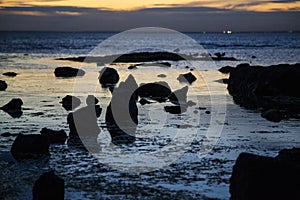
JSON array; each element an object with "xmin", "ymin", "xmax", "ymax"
[
  {"xmin": 157, "ymin": 74, "xmax": 167, "ymax": 78},
  {"xmin": 137, "ymin": 81, "xmax": 171, "ymax": 102},
  {"xmin": 60, "ymin": 95, "xmax": 81, "ymax": 111},
  {"xmin": 164, "ymin": 105, "xmax": 187, "ymax": 114},
  {"xmin": 177, "ymin": 72, "xmax": 197, "ymax": 84},
  {"xmin": 0, "ymin": 80, "xmax": 8, "ymax": 91},
  {"xmin": 3, "ymin": 72, "xmax": 18, "ymax": 77},
  {"xmin": 261, "ymin": 109, "xmax": 284, "ymax": 123},
  {"xmin": 227, "ymin": 63, "xmax": 300, "ymax": 121},
  {"xmin": 212, "ymin": 52, "xmax": 237, "ymax": 61},
  {"xmin": 32, "ymin": 170, "xmax": 64, "ymax": 200},
  {"xmin": 40, "ymin": 128, "xmax": 67, "ymax": 144},
  {"xmin": 106, "ymin": 75, "xmax": 138, "ymax": 145},
  {"xmin": 218, "ymin": 66, "xmax": 234, "ymax": 74},
  {"xmin": 0, "ymin": 98, "xmax": 23, "ymax": 118},
  {"xmin": 168, "ymin": 86, "xmax": 188, "ymax": 105},
  {"xmin": 139, "ymin": 98, "xmax": 152, "ymax": 105},
  {"xmin": 86, "ymin": 95, "xmax": 99, "ymax": 106},
  {"xmin": 230, "ymin": 150, "xmax": 300, "ymax": 200},
  {"xmin": 10, "ymin": 134, "xmax": 50, "ymax": 160},
  {"xmin": 54, "ymin": 66, "xmax": 85, "ymax": 77},
  {"xmin": 98, "ymin": 67, "xmax": 120, "ymax": 87}
]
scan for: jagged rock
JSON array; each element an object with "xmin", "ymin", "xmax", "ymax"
[
  {"xmin": 106, "ymin": 75, "xmax": 138, "ymax": 145},
  {"xmin": 0, "ymin": 98, "xmax": 23, "ymax": 118},
  {"xmin": 218, "ymin": 66, "xmax": 235, "ymax": 74},
  {"xmin": 54, "ymin": 67, "xmax": 85, "ymax": 77},
  {"xmin": 137, "ymin": 81, "xmax": 171, "ymax": 102},
  {"xmin": 98, "ymin": 67, "xmax": 119, "ymax": 87},
  {"xmin": 3, "ymin": 72, "xmax": 18, "ymax": 77},
  {"xmin": 0, "ymin": 80, "xmax": 8, "ymax": 91},
  {"xmin": 177, "ymin": 72, "xmax": 197, "ymax": 84},
  {"xmin": 33, "ymin": 171, "xmax": 64, "ymax": 200},
  {"xmin": 40, "ymin": 128, "xmax": 67, "ymax": 144},
  {"xmin": 60, "ymin": 95, "xmax": 81, "ymax": 111},
  {"xmin": 168, "ymin": 86, "xmax": 188, "ymax": 105},
  {"xmin": 230, "ymin": 150, "xmax": 300, "ymax": 200},
  {"xmin": 10, "ymin": 134, "xmax": 50, "ymax": 160}
]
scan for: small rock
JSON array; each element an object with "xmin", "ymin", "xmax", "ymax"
[
  {"xmin": 86, "ymin": 95, "xmax": 99, "ymax": 106},
  {"xmin": 40, "ymin": 128, "xmax": 67, "ymax": 144},
  {"xmin": 168, "ymin": 86, "xmax": 188, "ymax": 105},
  {"xmin": 0, "ymin": 98, "xmax": 23, "ymax": 118},
  {"xmin": 164, "ymin": 105, "xmax": 187, "ymax": 114},
  {"xmin": 177, "ymin": 72, "xmax": 197, "ymax": 84},
  {"xmin": 128, "ymin": 65, "xmax": 138, "ymax": 70},
  {"xmin": 261, "ymin": 109, "xmax": 283, "ymax": 122},
  {"xmin": 0, "ymin": 80, "xmax": 8, "ymax": 91},
  {"xmin": 60, "ymin": 95, "xmax": 81, "ymax": 111},
  {"xmin": 139, "ymin": 98, "xmax": 152, "ymax": 105},
  {"xmin": 54, "ymin": 67, "xmax": 85, "ymax": 77},
  {"xmin": 3, "ymin": 72, "xmax": 18, "ymax": 77},
  {"xmin": 251, "ymin": 55, "xmax": 257, "ymax": 59},
  {"xmin": 218, "ymin": 66, "xmax": 234, "ymax": 74},
  {"xmin": 138, "ymin": 81, "xmax": 172, "ymax": 102},
  {"xmin": 205, "ymin": 111, "xmax": 211, "ymax": 114},
  {"xmin": 157, "ymin": 74, "xmax": 167, "ymax": 78},
  {"xmin": 33, "ymin": 171, "xmax": 64, "ymax": 200},
  {"xmin": 98, "ymin": 67, "xmax": 120, "ymax": 87}
]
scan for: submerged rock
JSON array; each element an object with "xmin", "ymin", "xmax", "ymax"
[
  {"xmin": 3, "ymin": 72, "xmax": 18, "ymax": 77},
  {"xmin": 60, "ymin": 95, "xmax": 81, "ymax": 111},
  {"xmin": 0, "ymin": 98, "xmax": 23, "ymax": 118},
  {"xmin": 40, "ymin": 128, "xmax": 67, "ymax": 144},
  {"xmin": 230, "ymin": 150, "xmax": 300, "ymax": 200},
  {"xmin": 54, "ymin": 66, "xmax": 85, "ymax": 77},
  {"xmin": 177, "ymin": 72, "xmax": 197, "ymax": 84},
  {"xmin": 0, "ymin": 80, "xmax": 8, "ymax": 91},
  {"xmin": 33, "ymin": 171, "xmax": 64, "ymax": 200},
  {"xmin": 10, "ymin": 134, "xmax": 50, "ymax": 160},
  {"xmin": 98, "ymin": 67, "xmax": 120, "ymax": 87},
  {"xmin": 137, "ymin": 81, "xmax": 172, "ymax": 102}
]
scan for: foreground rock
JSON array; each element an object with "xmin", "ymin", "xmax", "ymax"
[
  {"xmin": 3, "ymin": 72, "xmax": 18, "ymax": 77},
  {"xmin": 60, "ymin": 95, "xmax": 81, "ymax": 111},
  {"xmin": 164, "ymin": 105, "xmax": 187, "ymax": 114},
  {"xmin": 40, "ymin": 128, "xmax": 67, "ymax": 144},
  {"xmin": 137, "ymin": 81, "xmax": 171, "ymax": 102},
  {"xmin": 10, "ymin": 134, "xmax": 50, "ymax": 160},
  {"xmin": 98, "ymin": 67, "xmax": 120, "ymax": 87},
  {"xmin": 227, "ymin": 63, "xmax": 300, "ymax": 121},
  {"xmin": 33, "ymin": 171, "xmax": 64, "ymax": 200},
  {"xmin": 0, "ymin": 98, "xmax": 23, "ymax": 118},
  {"xmin": 106, "ymin": 75, "xmax": 138, "ymax": 145},
  {"xmin": 54, "ymin": 67, "xmax": 85, "ymax": 77},
  {"xmin": 0, "ymin": 80, "xmax": 8, "ymax": 91},
  {"xmin": 230, "ymin": 149, "xmax": 300, "ymax": 200},
  {"xmin": 177, "ymin": 72, "xmax": 197, "ymax": 84}
]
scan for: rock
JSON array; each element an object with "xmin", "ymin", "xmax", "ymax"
[
  {"xmin": 54, "ymin": 67, "xmax": 85, "ymax": 77},
  {"xmin": 187, "ymin": 100, "xmax": 196, "ymax": 107},
  {"xmin": 157, "ymin": 62, "xmax": 171, "ymax": 67},
  {"xmin": 164, "ymin": 105, "xmax": 187, "ymax": 114},
  {"xmin": 60, "ymin": 95, "xmax": 81, "ymax": 111},
  {"xmin": 276, "ymin": 148, "xmax": 300, "ymax": 165},
  {"xmin": 261, "ymin": 109, "xmax": 283, "ymax": 122},
  {"xmin": 10, "ymin": 134, "xmax": 50, "ymax": 160},
  {"xmin": 1, "ymin": 132, "xmax": 18, "ymax": 137},
  {"xmin": 218, "ymin": 66, "xmax": 234, "ymax": 74},
  {"xmin": 3, "ymin": 72, "xmax": 18, "ymax": 77},
  {"xmin": 137, "ymin": 81, "xmax": 172, "ymax": 102},
  {"xmin": 0, "ymin": 80, "xmax": 8, "ymax": 91},
  {"xmin": 177, "ymin": 72, "xmax": 197, "ymax": 84},
  {"xmin": 230, "ymin": 151, "xmax": 300, "ymax": 200},
  {"xmin": 205, "ymin": 110, "xmax": 211, "ymax": 114},
  {"xmin": 168, "ymin": 86, "xmax": 188, "ymax": 105},
  {"xmin": 139, "ymin": 98, "xmax": 152, "ymax": 105},
  {"xmin": 32, "ymin": 171, "xmax": 64, "ymax": 200},
  {"xmin": 40, "ymin": 128, "xmax": 67, "ymax": 144},
  {"xmin": 0, "ymin": 98, "xmax": 23, "ymax": 118},
  {"xmin": 106, "ymin": 75, "xmax": 138, "ymax": 145},
  {"xmin": 98, "ymin": 67, "xmax": 120, "ymax": 87},
  {"xmin": 251, "ymin": 55, "xmax": 257, "ymax": 59},
  {"xmin": 157, "ymin": 74, "xmax": 167, "ymax": 78},
  {"xmin": 86, "ymin": 95, "xmax": 99, "ymax": 106},
  {"xmin": 128, "ymin": 65, "xmax": 138, "ymax": 70}
]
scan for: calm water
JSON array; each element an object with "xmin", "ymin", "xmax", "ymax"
[{"xmin": 0, "ymin": 31, "xmax": 299, "ymax": 199}]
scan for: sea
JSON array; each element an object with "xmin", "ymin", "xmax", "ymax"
[{"xmin": 0, "ymin": 30, "xmax": 300, "ymax": 199}]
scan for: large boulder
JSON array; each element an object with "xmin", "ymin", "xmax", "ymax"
[
  {"xmin": 40, "ymin": 128, "xmax": 67, "ymax": 144},
  {"xmin": 0, "ymin": 80, "xmax": 8, "ymax": 91},
  {"xmin": 106, "ymin": 75, "xmax": 138, "ymax": 145},
  {"xmin": 60, "ymin": 95, "xmax": 81, "ymax": 111},
  {"xmin": 54, "ymin": 67, "xmax": 85, "ymax": 77},
  {"xmin": 177, "ymin": 72, "xmax": 197, "ymax": 84},
  {"xmin": 0, "ymin": 98, "xmax": 23, "ymax": 118},
  {"xmin": 137, "ymin": 81, "xmax": 171, "ymax": 102},
  {"xmin": 10, "ymin": 134, "xmax": 50, "ymax": 160},
  {"xmin": 98, "ymin": 67, "xmax": 120, "ymax": 87},
  {"xmin": 32, "ymin": 171, "xmax": 64, "ymax": 200},
  {"xmin": 230, "ymin": 150, "xmax": 300, "ymax": 200}
]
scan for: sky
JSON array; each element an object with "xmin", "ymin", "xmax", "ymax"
[{"xmin": 0, "ymin": 0, "xmax": 299, "ymax": 32}]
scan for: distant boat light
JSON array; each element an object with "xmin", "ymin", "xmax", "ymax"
[{"xmin": 223, "ymin": 30, "xmax": 232, "ymax": 34}]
